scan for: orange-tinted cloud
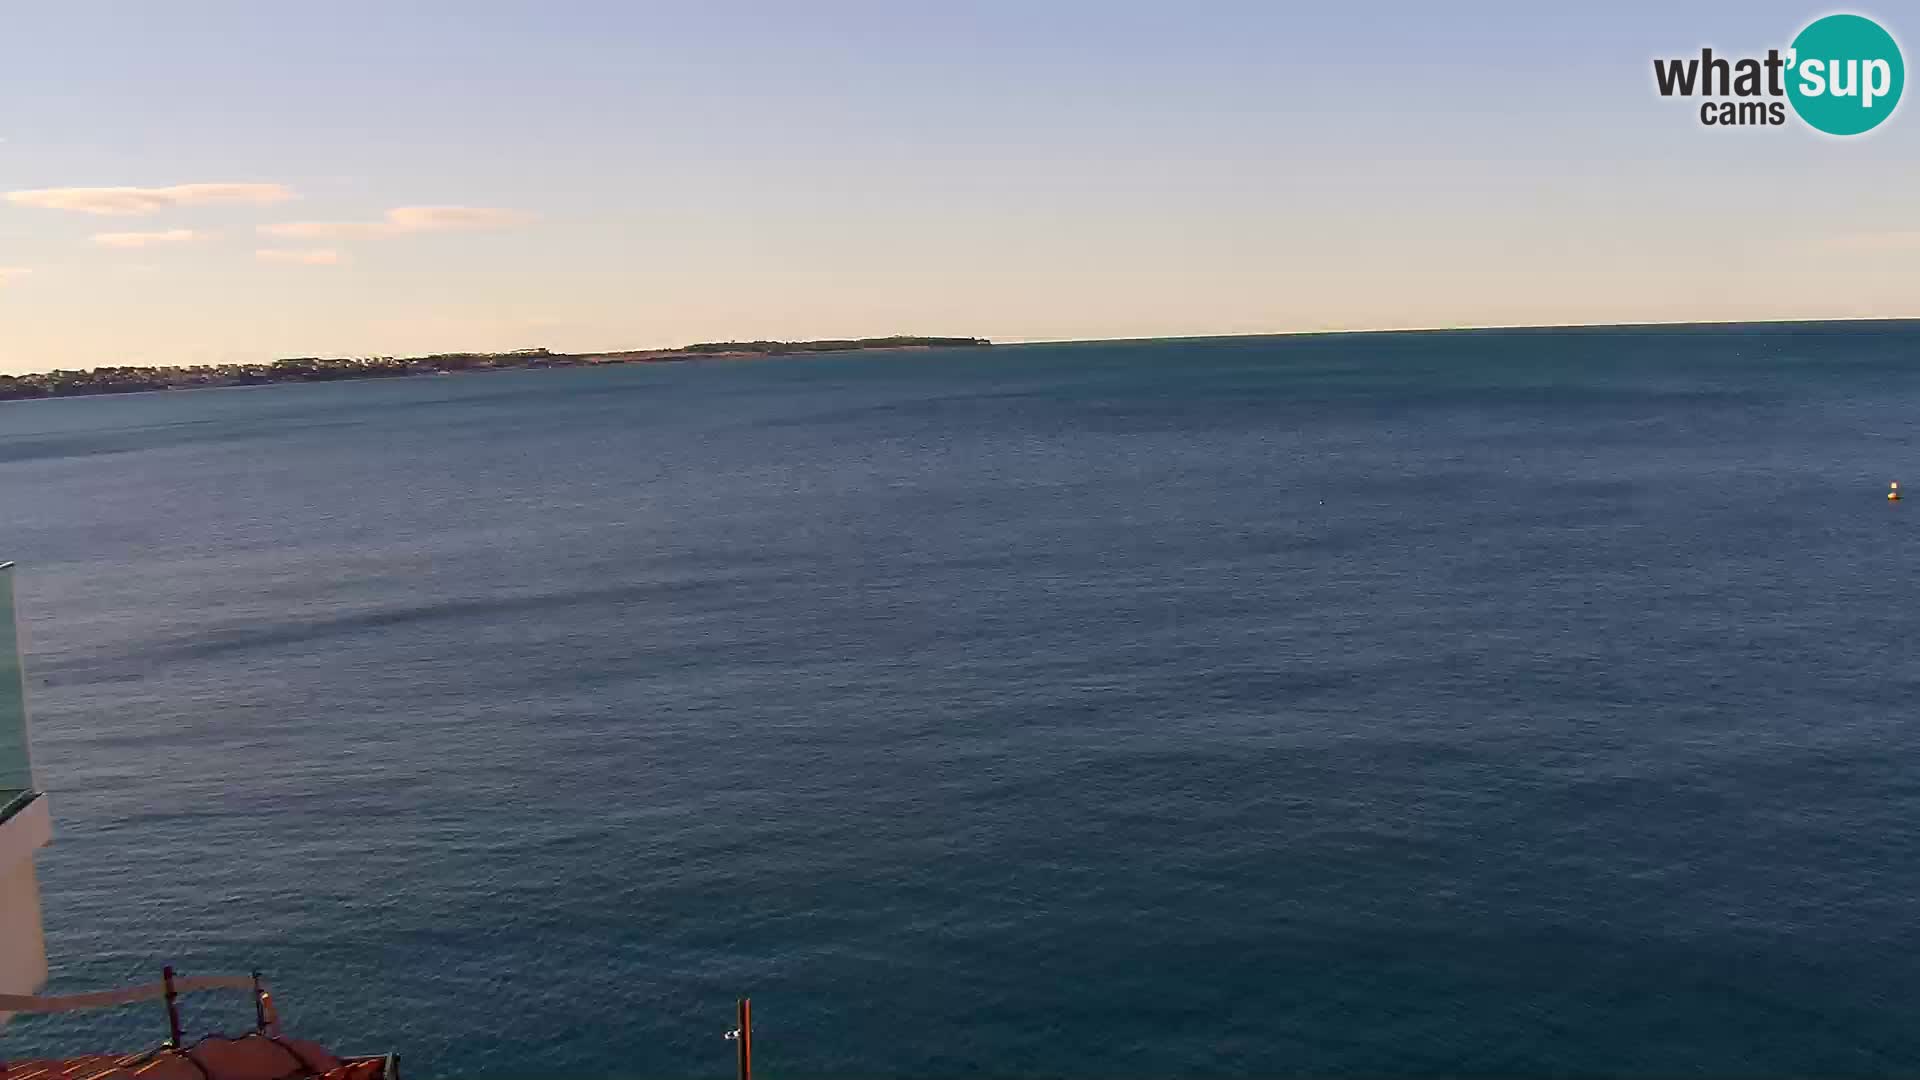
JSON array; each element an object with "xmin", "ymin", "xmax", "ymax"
[
  {"xmin": 92, "ymin": 229, "xmax": 202, "ymax": 248},
  {"xmin": 255, "ymin": 248, "xmax": 342, "ymax": 265},
  {"xmin": 259, "ymin": 206, "xmax": 529, "ymax": 239},
  {"xmin": 8, "ymin": 183, "xmax": 295, "ymax": 216}
]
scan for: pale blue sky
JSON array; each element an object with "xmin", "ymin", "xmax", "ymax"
[{"xmin": 1, "ymin": 1, "xmax": 1914, "ymax": 372}]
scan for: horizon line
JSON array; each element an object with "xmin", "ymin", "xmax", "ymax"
[{"xmin": 1004, "ymin": 314, "xmax": 1920, "ymax": 347}]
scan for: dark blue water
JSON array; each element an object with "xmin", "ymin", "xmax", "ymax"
[{"xmin": 5, "ymin": 326, "xmax": 1920, "ymax": 1077}]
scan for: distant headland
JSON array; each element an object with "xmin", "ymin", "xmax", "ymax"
[{"xmin": 0, "ymin": 336, "xmax": 993, "ymax": 401}]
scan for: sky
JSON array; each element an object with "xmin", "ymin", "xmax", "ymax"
[{"xmin": 0, "ymin": 1, "xmax": 1915, "ymax": 373}]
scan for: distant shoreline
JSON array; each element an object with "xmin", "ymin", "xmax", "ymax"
[
  {"xmin": 0, "ymin": 337, "xmax": 992, "ymax": 402},
  {"xmin": 8, "ymin": 317, "xmax": 1917, "ymax": 402}
]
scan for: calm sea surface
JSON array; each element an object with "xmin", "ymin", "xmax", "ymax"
[{"xmin": 4, "ymin": 327, "xmax": 1920, "ymax": 1077}]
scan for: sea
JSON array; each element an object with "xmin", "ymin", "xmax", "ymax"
[{"xmin": 4, "ymin": 325, "xmax": 1920, "ymax": 1077}]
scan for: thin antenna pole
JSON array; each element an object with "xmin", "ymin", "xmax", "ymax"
[
  {"xmin": 252, "ymin": 971, "xmax": 266, "ymax": 1031},
  {"xmin": 735, "ymin": 998, "xmax": 752, "ymax": 1080},
  {"xmin": 161, "ymin": 967, "xmax": 184, "ymax": 1047}
]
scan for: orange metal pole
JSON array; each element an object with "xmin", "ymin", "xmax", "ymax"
[
  {"xmin": 736, "ymin": 998, "xmax": 752, "ymax": 1080},
  {"xmin": 161, "ymin": 967, "xmax": 183, "ymax": 1047}
]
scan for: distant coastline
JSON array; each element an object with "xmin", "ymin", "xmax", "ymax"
[
  {"xmin": 0, "ymin": 336, "xmax": 993, "ymax": 401},
  {"xmin": 11, "ymin": 317, "xmax": 1917, "ymax": 403}
]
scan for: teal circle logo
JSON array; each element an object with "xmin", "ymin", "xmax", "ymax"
[{"xmin": 1786, "ymin": 14, "xmax": 1904, "ymax": 135}]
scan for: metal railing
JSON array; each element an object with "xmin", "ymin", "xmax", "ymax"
[
  {"xmin": 0, "ymin": 787, "xmax": 34, "ymax": 824},
  {"xmin": 0, "ymin": 968, "xmax": 278, "ymax": 1046}
]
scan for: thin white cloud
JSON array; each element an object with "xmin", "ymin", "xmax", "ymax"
[
  {"xmin": 257, "ymin": 220, "xmax": 394, "ymax": 240},
  {"xmin": 6, "ymin": 183, "xmax": 295, "ymax": 216},
  {"xmin": 1827, "ymin": 231, "xmax": 1920, "ymax": 251},
  {"xmin": 387, "ymin": 206, "xmax": 530, "ymax": 231},
  {"xmin": 0, "ymin": 267, "xmax": 29, "ymax": 285},
  {"xmin": 255, "ymin": 248, "xmax": 342, "ymax": 265},
  {"xmin": 258, "ymin": 205, "xmax": 529, "ymax": 239},
  {"xmin": 92, "ymin": 229, "xmax": 201, "ymax": 248}
]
